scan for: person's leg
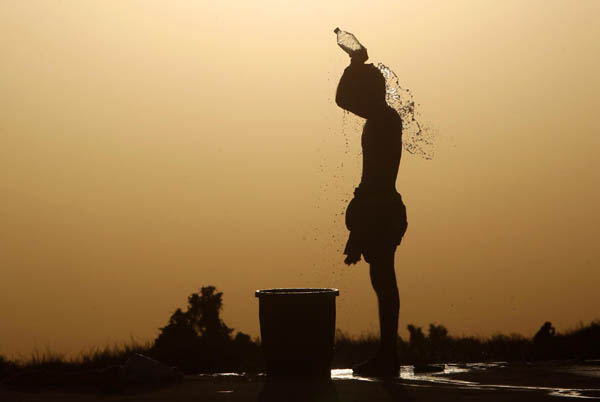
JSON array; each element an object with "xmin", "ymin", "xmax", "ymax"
[
  {"xmin": 353, "ymin": 245, "xmax": 399, "ymax": 376},
  {"xmin": 368, "ymin": 247, "xmax": 399, "ymax": 357}
]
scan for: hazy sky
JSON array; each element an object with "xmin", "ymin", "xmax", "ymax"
[{"xmin": 1, "ymin": 0, "xmax": 599, "ymax": 358}]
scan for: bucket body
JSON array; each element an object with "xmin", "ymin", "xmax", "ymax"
[{"xmin": 255, "ymin": 288, "xmax": 339, "ymax": 378}]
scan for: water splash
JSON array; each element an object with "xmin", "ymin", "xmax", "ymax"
[{"xmin": 377, "ymin": 63, "xmax": 435, "ymax": 160}]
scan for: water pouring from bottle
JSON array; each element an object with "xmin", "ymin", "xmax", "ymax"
[{"xmin": 334, "ymin": 28, "xmax": 435, "ymax": 159}]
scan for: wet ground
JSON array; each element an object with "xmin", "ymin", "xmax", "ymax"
[
  {"xmin": 334, "ymin": 361, "xmax": 600, "ymax": 399},
  {"xmin": 2, "ymin": 361, "xmax": 599, "ymax": 401}
]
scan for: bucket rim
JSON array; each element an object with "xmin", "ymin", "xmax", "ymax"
[{"xmin": 255, "ymin": 288, "xmax": 339, "ymax": 297}]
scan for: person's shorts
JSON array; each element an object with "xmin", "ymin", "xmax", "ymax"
[{"xmin": 344, "ymin": 190, "xmax": 407, "ymax": 263}]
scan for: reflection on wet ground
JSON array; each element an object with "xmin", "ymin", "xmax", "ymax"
[
  {"xmin": 332, "ymin": 362, "xmax": 600, "ymax": 399},
  {"xmin": 199, "ymin": 362, "xmax": 600, "ymax": 400}
]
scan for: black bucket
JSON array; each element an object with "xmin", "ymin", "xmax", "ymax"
[{"xmin": 255, "ymin": 288, "xmax": 339, "ymax": 379}]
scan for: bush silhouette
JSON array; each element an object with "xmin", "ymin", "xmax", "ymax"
[
  {"xmin": 407, "ymin": 324, "xmax": 425, "ymax": 345},
  {"xmin": 428, "ymin": 324, "xmax": 448, "ymax": 343},
  {"xmin": 0, "ymin": 354, "xmax": 18, "ymax": 381},
  {"xmin": 153, "ymin": 286, "xmax": 259, "ymax": 373}
]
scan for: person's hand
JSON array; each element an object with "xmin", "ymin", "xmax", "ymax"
[
  {"xmin": 350, "ymin": 48, "xmax": 369, "ymax": 65},
  {"xmin": 344, "ymin": 253, "xmax": 361, "ymax": 265}
]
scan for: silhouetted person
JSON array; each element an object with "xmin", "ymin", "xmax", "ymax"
[
  {"xmin": 336, "ymin": 59, "xmax": 407, "ymax": 377},
  {"xmin": 533, "ymin": 321, "xmax": 555, "ymax": 343}
]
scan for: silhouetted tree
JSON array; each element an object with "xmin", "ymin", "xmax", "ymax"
[
  {"xmin": 428, "ymin": 324, "xmax": 449, "ymax": 362},
  {"xmin": 406, "ymin": 324, "xmax": 426, "ymax": 363},
  {"xmin": 407, "ymin": 325, "xmax": 425, "ymax": 346},
  {"xmin": 153, "ymin": 286, "xmax": 257, "ymax": 373},
  {"xmin": 186, "ymin": 287, "xmax": 233, "ymax": 340},
  {"xmin": 428, "ymin": 324, "xmax": 448, "ymax": 343}
]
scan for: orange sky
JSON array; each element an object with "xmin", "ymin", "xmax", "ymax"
[{"xmin": 1, "ymin": 0, "xmax": 599, "ymax": 358}]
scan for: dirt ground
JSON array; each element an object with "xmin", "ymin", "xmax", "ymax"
[{"xmin": 2, "ymin": 363, "xmax": 599, "ymax": 401}]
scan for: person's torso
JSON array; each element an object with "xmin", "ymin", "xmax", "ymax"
[{"xmin": 359, "ymin": 106, "xmax": 402, "ymax": 193}]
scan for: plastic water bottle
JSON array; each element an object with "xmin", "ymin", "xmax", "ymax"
[{"xmin": 334, "ymin": 27, "xmax": 368, "ymax": 63}]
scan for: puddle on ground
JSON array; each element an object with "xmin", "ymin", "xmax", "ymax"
[
  {"xmin": 332, "ymin": 362, "xmax": 600, "ymax": 399},
  {"xmin": 201, "ymin": 362, "xmax": 600, "ymax": 399}
]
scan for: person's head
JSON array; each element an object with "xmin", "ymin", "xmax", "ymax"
[{"xmin": 336, "ymin": 63, "xmax": 387, "ymax": 118}]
